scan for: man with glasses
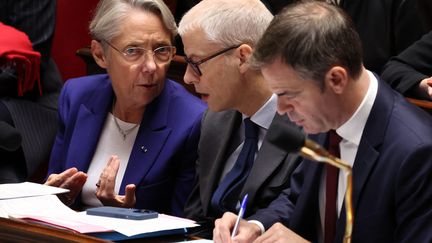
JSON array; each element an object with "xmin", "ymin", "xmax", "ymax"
[
  {"xmin": 178, "ymin": 0, "xmax": 301, "ymax": 237},
  {"xmin": 214, "ymin": 1, "xmax": 432, "ymax": 242},
  {"xmin": 44, "ymin": 0, "xmax": 206, "ymax": 217}
]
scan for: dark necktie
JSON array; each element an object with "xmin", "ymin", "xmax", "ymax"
[
  {"xmin": 325, "ymin": 130, "xmax": 342, "ymax": 243},
  {"xmin": 211, "ymin": 118, "xmax": 259, "ymax": 215}
]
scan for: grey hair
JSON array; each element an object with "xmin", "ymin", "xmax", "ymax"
[
  {"xmin": 178, "ymin": 0, "xmax": 273, "ymax": 48},
  {"xmin": 252, "ymin": 0, "xmax": 363, "ymax": 88},
  {"xmin": 89, "ymin": 0, "xmax": 177, "ymax": 43}
]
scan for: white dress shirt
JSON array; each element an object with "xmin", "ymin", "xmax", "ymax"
[{"xmin": 318, "ymin": 71, "xmax": 378, "ymax": 241}]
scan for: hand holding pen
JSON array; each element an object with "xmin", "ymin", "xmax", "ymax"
[
  {"xmin": 213, "ymin": 194, "xmax": 262, "ymax": 243},
  {"xmin": 231, "ymin": 194, "xmax": 248, "ymax": 238}
]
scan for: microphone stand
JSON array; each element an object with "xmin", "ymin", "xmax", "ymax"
[{"xmin": 302, "ymin": 140, "xmax": 353, "ymax": 243}]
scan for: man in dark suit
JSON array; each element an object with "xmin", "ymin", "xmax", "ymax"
[
  {"xmin": 214, "ymin": 1, "xmax": 432, "ymax": 242},
  {"xmin": 339, "ymin": 0, "xmax": 431, "ymax": 73},
  {"xmin": 0, "ymin": 0, "xmax": 62, "ymax": 183},
  {"xmin": 178, "ymin": 0, "xmax": 300, "ymax": 237},
  {"xmin": 381, "ymin": 31, "xmax": 432, "ymax": 100}
]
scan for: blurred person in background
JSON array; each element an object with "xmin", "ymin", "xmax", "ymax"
[{"xmin": 0, "ymin": 0, "xmax": 62, "ymax": 183}]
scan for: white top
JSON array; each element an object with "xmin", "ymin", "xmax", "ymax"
[
  {"xmin": 81, "ymin": 113, "xmax": 139, "ymax": 207},
  {"xmin": 318, "ymin": 70, "xmax": 378, "ymax": 241}
]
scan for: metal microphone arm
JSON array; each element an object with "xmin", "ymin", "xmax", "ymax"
[{"xmin": 301, "ymin": 140, "xmax": 353, "ymax": 243}]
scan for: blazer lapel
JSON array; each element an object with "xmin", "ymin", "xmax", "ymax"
[
  {"xmin": 335, "ymin": 80, "xmax": 392, "ymax": 242},
  {"xmin": 66, "ymin": 81, "xmax": 114, "ymax": 171},
  {"xmin": 335, "ymin": 140, "xmax": 380, "ymax": 243},
  {"xmin": 201, "ymin": 111, "xmax": 242, "ymax": 215},
  {"xmin": 241, "ymin": 114, "xmax": 289, "ymax": 204},
  {"xmin": 352, "ymin": 80, "xmax": 391, "ymax": 210},
  {"xmin": 66, "ymin": 106, "xmax": 109, "ymax": 171},
  {"xmin": 119, "ymin": 85, "xmax": 172, "ymax": 193}
]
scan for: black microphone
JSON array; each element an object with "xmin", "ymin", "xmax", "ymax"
[
  {"xmin": 0, "ymin": 121, "xmax": 22, "ymax": 151},
  {"xmin": 266, "ymin": 118, "xmax": 339, "ymax": 163},
  {"xmin": 266, "ymin": 117, "xmax": 305, "ymax": 153}
]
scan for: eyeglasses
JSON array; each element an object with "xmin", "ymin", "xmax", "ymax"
[
  {"xmin": 102, "ymin": 40, "xmax": 176, "ymax": 64},
  {"xmin": 184, "ymin": 45, "xmax": 241, "ymax": 76}
]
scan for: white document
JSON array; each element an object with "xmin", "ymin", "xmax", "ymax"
[
  {"xmin": 0, "ymin": 194, "xmax": 109, "ymax": 233},
  {"xmin": 80, "ymin": 212, "xmax": 198, "ymax": 236},
  {"xmin": 0, "ymin": 194, "xmax": 198, "ymax": 237},
  {"xmin": 0, "ymin": 182, "xmax": 69, "ymax": 200}
]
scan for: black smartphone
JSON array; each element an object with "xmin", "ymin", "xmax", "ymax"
[{"xmin": 86, "ymin": 206, "xmax": 158, "ymax": 220}]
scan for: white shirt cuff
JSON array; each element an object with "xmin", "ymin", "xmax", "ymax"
[{"xmin": 248, "ymin": 220, "xmax": 265, "ymax": 235}]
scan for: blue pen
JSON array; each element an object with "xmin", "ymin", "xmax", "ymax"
[{"xmin": 231, "ymin": 194, "xmax": 248, "ymax": 238}]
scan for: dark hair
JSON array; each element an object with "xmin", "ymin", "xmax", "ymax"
[{"xmin": 252, "ymin": 0, "xmax": 363, "ymax": 88}]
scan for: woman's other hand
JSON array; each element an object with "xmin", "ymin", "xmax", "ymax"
[
  {"xmin": 96, "ymin": 155, "xmax": 136, "ymax": 208},
  {"xmin": 45, "ymin": 167, "xmax": 87, "ymax": 205}
]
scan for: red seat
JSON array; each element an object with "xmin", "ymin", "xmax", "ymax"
[{"xmin": 51, "ymin": 0, "xmax": 100, "ymax": 81}]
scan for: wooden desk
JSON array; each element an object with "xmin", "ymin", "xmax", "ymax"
[
  {"xmin": 0, "ymin": 217, "xmax": 202, "ymax": 242},
  {"xmin": 0, "ymin": 217, "xmax": 108, "ymax": 243},
  {"xmin": 76, "ymin": 47, "xmax": 198, "ymax": 97},
  {"xmin": 406, "ymin": 97, "xmax": 432, "ymax": 111}
]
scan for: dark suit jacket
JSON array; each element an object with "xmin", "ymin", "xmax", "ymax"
[
  {"xmin": 341, "ymin": 0, "xmax": 431, "ymax": 73},
  {"xmin": 184, "ymin": 110, "xmax": 301, "ymax": 222},
  {"xmin": 381, "ymin": 31, "xmax": 432, "ymax": 95},
  {"xmin": 47, "ymin": 74, "xmax": 206, "ymax": 216},
  {"xmin": 272, "ymin": 0, "xmax": 432, "ymax": 73},
  {"xmin": 0, "ymin": 0, "xmax": 62, "ymax": 183},
  {"xmin": 250, "ymin": 80, "xmax": 432, "ymax": 242}
]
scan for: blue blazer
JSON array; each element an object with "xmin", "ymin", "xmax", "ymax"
[
  {"xmin": 48, "ymin": 74, "xmax": 206, "ymax": 216},
  {"xmin": 250, "ymin": 79, "xmax": 432, "ymax": 242}
]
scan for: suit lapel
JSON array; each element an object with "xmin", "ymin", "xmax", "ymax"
[
  {"xmin": 335, "ymin": 80, "xmax": 393, "ymax": 241},
  {"xmin": 66, "ymin": 79, "xmax": 113, "ymax": 171},
  {"xmin": 119, "ymin": 82, "xmax": 172, "ymax": 193},
  {"xmin": 67, "ymin": 106, "xmax": 109, "ymax": 171},
  {"xmin": 335, "ymin": 141, "xmax": 380, "ymax": 243},
  {"xmin": 201, "ymin": 111, "xmax": 242, "ymax": 215},
  {"xmin": 120, "ymin": 125, "xmax": 171, "ymax": 193},
  {"xmin": 351, "ymin": 80, "xmax": 391, "ymax": 209},
  {"xmin": 241, "ymin": 114, "xmax": 289, "ymax": 204}
]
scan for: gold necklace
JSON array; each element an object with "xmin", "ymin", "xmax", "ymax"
[{"xmin": 112, "ymin": 99, "xmax": 139, "ymax": 140}]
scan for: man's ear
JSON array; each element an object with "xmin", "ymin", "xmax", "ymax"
[
  {"xmin": 91, "ymin": 40, "xmax": 108, "ymax": 69},
  {"xmin": 325, "ymin": 66, "xmax": 348, "ymax": 94},
  {"xmin": 236, "ymin": 44, "xmax": 253, "ymax": 74}
]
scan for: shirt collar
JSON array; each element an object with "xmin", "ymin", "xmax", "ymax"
[
  {"xmin": 337, "ymin": 70, "xmax": 378, "ymax": 145},
  {"xmin": 242, "ymin": 93, "xmax": 276, "ymax": 130}
]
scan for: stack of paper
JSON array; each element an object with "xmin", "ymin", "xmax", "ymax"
[
  {"xmin": 0, "ymin": 181, "xmax": 69, "ymax": 200},
  {"xmin": 0, "ymin": 182, "xmax": 199, "ymax": 240}
]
